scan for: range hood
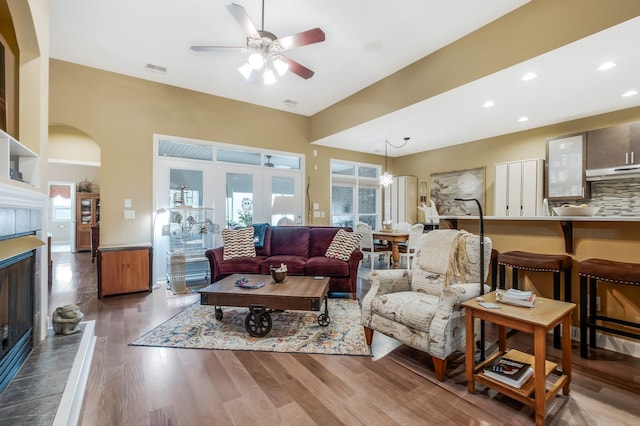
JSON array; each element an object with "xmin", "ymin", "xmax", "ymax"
[{"xmin": 586, "ymin": 164, "xmax": 640, "ymax": 181}]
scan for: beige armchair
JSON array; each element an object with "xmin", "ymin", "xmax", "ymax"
[{"xmin": 362, "ymin": 229, "xmax": 492, "ymax": 381}]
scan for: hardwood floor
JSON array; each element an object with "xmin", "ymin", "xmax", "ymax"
[{"xmin": 50, "ymin": 251, "xmax": 639, "ymax": 425}]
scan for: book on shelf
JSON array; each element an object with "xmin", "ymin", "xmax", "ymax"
[
  {"xmin": 495, "ymin": 288, "xmax": 536, "ymax": 307},
  {"xmin": 483, "ymin": 356, "xmax": 533, "ymax": 389}
]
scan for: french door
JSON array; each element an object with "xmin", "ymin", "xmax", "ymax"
[
  {"xmin": 154, "ymin": 136, "xmax": 304, "ymax": 284},
  {"xmin": 216, "ymin": 166, "xmax": 303, "ymax": 228}
]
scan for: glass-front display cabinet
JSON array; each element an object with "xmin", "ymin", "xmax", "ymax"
[
  {"xmin": 545, "ymin": 133, "xmax": 590, "ymax": 201},
  {"xmin": 164, "ymin": 207, "xmax": 216, "ymax": 291},
  {"xmin": 76, "ymin": 193, "xmax": 100, "ymax": 252}
]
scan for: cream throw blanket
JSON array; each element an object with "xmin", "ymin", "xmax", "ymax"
[{"xmin": 418, "ymin": 229, "xmax": 470, "ymax": 286}]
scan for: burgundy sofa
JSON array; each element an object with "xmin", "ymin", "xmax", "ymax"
[{"xmin": 205, "ymin": 226, "xmax": 363, "ymax": 296}]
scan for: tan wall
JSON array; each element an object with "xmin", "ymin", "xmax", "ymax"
[
  {"xmin": 48, "ymin": 60, "xmax": 383, "ymax": 245},
  {"xmin": 49, "ymin": 125, "xmax": 100, "ymax": 164},
  {"xmin": 48, "ymin": 163, "xmax": 99, "ymax": 187}
]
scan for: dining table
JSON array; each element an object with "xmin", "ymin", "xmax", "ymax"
[{"xmin": 371, "ymin": 230, "xmax": 410, "ymax": 268}]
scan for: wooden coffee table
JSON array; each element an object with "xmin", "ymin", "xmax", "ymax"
[{"xmin": 199, "ymin": 274, "xmax": 331, "ymax": 337}]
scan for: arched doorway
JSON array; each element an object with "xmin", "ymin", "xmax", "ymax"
[{"xmin": 48, "ymin": 125, "xmax": 100, "ymax": 253}]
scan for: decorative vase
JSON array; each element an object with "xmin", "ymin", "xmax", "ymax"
[{"xmin": 271, "ymin": 270, "xmax": 286, "ymax": 283}]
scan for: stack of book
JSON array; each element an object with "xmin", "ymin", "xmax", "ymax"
[
  {"xmin": 483, "ymin": 356, "xmax": 533, "ymax": 389},
  {"xmin": 495, "ymin": 288, "xmax": 536, "ymax": 307}
]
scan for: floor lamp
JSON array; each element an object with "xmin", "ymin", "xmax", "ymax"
[{"xmin": 454, "ymin": 197, "xmax": 486, "ymax": 361}]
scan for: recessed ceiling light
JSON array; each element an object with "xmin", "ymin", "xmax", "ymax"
[
  {"xmin": 482, "ymin": 100, "xmax": 495, "ymax": 108},
  {"xmin": 521, "ymin": 72, "xmax": 537, "ymax": 81},
  {"xmin": 518, "ymin": 116, "xmax": 529, "ymax": 122},
  {"xmin": 597, "ymin": 61, "xmax": 617, "ymax": 71},
  {"xmin": 622, "ymin": 90, "xmax": 638, "ymax": 97}
]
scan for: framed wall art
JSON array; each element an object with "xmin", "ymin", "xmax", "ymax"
[{"xmin": 430, "ymin": 167, "xmax": 485, "ymax": 215}]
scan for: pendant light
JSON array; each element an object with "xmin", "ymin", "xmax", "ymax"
[{"xmin": 379, "ymin": 137, "xmax": 410, "ymax": 187}]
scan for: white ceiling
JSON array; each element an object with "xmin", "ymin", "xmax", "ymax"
[{"xmin": 50, "ymin": 0, "xmax": 640, "ymax": 157}]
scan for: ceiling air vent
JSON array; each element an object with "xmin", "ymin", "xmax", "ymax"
[
  {"xmin": 145, "ymin": 63, "xmax": 167, "ymax": 73},
  {"xmin": 283, "ymin": 99, "xmax": 298, "ymax": 108}
]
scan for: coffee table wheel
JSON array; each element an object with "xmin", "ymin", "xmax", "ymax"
[
  {"xmin": 318, "ymin": 313, "xmax": 330, "ymax": 327},
  {"xmin": 215, "ymin": 307, "xmax": 223, "ymax": 321},
  {"xmin": 245, "ymin": 310, "xmax": 272, "ymax": 337}
]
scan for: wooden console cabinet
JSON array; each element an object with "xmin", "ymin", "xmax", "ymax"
[{"xmin": 97, "ymin": 243, "xmax": 152, "ymax": 298}]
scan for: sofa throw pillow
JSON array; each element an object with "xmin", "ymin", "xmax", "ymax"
[
  {"xmin": 222, "ymin": 227, "xmax": 256, "ymax": 260},
  {"xmin": 325, "ymin": 229, "xmax": 362, "ymax": 262},
  {"xmin": 252, "ymin": 223, "xmax": 270, "ymax": 248}
]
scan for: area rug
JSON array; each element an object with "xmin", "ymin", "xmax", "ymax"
[{"xmin": 130, "ymin": 299, "xmax": 371, "ymax": 356}]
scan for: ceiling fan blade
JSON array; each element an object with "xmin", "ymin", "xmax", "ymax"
[
  {"xmin": 191, "ymin": 45, "xmax": 244, "ymax": 52},
  {"xmin": 225, "ymin": 3, "xmax": 261, "ymax": 40},
  {"xmin": 281, "ymin": 57, "xmax": 315, "ymax": 79},
  {"xmin": 276, "ymin": 28, "xmax": 325, "ymax": 51}
]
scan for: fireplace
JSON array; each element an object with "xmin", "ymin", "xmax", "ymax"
[
  {"xmin": 0, "ymin": 199, "xmax": 45, "ymax": 396},
  {"xmin": 0, "ymin": 185, "xmax": 95, "ymax": 424},
  {"xmin": 0, "ymin": 247, "xmax": 35, "ymax": 393}
]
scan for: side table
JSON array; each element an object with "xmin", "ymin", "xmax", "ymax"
[{"xmin": 462, "ymin": 292, "xmax": 575, "ymax": 426}]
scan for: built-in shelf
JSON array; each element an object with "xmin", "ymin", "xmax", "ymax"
[{"xmin": 0, "ymin": 129, "xmax": 39, "ymax": 187}]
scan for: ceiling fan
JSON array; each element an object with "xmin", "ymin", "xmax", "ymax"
[
  {"xmin": 265, "ymin": 155, "xmax": 274, "ymax": 167},
  {"xmin": 191, "ymin": 1, "xmax": 326, "ymax": 83}
]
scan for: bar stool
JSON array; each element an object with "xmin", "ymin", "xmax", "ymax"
[
  {"xmin": 498, "ymin": 251, "xmax": 572, "ymax": 349},
  {"xmin": 578, "ymin": 258, "xmax": 640, "ymax": 359},
  {"xmin": 490, "ymin": 249, "xmax": 500, "ymax": 291}
]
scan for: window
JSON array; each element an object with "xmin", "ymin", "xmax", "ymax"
[
  {"xmin": 217, "ymin": 147, "xmax": 261, "ymax": 166},
  {"xmin": 49, "ymin": 184, "xmax": 72, "ymax": 220},
  {"xmin": 330, "ymin": 160, "xmax": 381, "ymax": 229},
  {"xmin": 51, "ymin": 196, "xmax": 72, "ymax": 220}
]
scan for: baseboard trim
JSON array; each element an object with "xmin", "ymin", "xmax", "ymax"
[
  {"xmin": 570, "ymin": 325, "xmax": 640, "ymax": 358},
  {"xmin": 52, "ymin": 320, "xmax": 96, "ymax": 426}
]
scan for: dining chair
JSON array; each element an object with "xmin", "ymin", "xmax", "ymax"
[
  {"xmin": 356, "ymin": 222, "xmax": 390, "ymax": 269},
  {"xmin": 394, "ymin": 221, "xmax": 412, "ymax": 233},
  {"xmin": 398, "ymin": 223, "xmax": 425, "ymax": 268}
]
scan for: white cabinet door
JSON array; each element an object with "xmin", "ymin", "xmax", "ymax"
[
  {"xmin": 521, "ymin": 159, "xmax": 542, "ymax": 217},
  {"xmin": 495, "ymin": 159, "xmax": 542, "ymax": 217},
  {"xmin": 494, "ymin": 163, "xmax": 508, "ymax": 216},
  {"xmin": 507, "ymin": 161, "xmax": 523, "ymax": 217}
]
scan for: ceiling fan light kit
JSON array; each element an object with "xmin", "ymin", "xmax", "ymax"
[{"xmin": 191, "ymin": 1, "xmax": 325, "ymax": 85}]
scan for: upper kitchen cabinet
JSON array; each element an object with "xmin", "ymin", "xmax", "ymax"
[
  {"xmin": 630, "ymin": 122, "xmax": 640, "ymax": 163},
  {"xmin": 545, "ymin": 133, "xmax": 590, "ymax": 201},
  {"xmin": 495, "ymin": 159, "xmax": 543, "ymax": 217},
  {"xmin": 586, "ymin": 124, "xmax": 634, "ymax": 170}
]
